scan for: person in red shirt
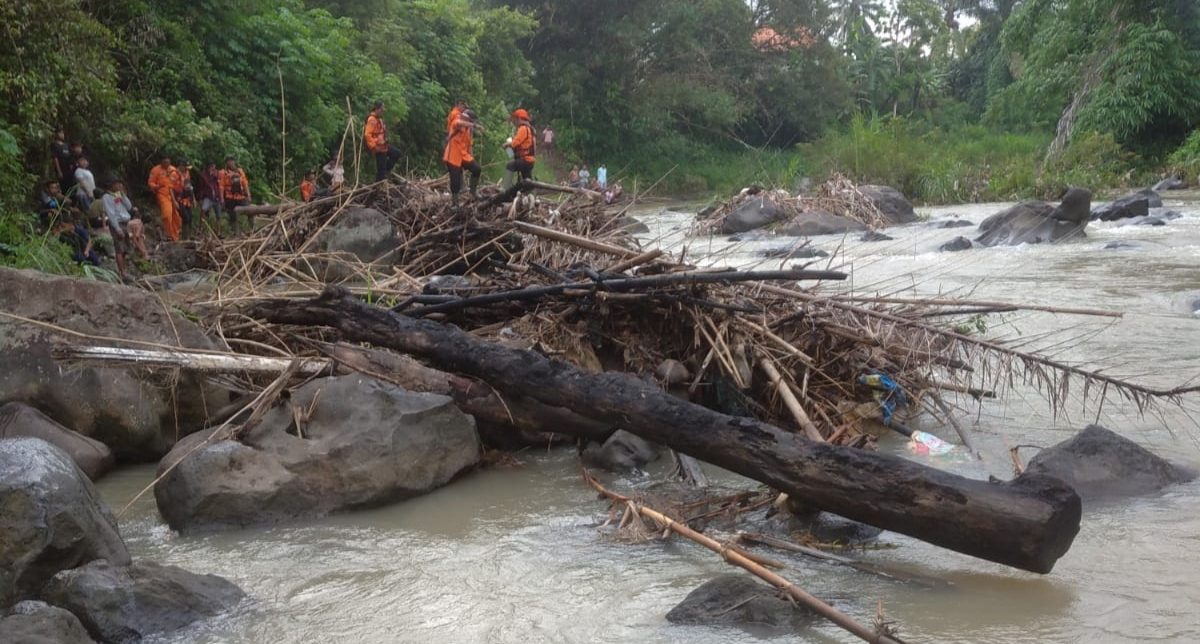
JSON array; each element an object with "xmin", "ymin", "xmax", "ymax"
[
  {"xmin": 364, "ymin": 101, "xmax": 400, "ymax": 182},
  {"xmin": 219, "ymin": 157, "xmax": 251, "ymax": 235},
  {"xmin": 147, "ymin": 155, "xmax": 183, "ymax": 241},
  {"xmin": 503, "ymin": 108, "xmax": 536, "ymax": 188},
  {"xmin": 443, "ymin": 110, "xmax": 482, "ymax": 207},
  {"xmin": 300, "ymin": 170, "xmax": 316, "ymax": 202},
  {"xmin": 446, "ymin": 99, "xmax": 468, "ymax": 136}
]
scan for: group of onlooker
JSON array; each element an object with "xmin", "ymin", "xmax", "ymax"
[{"xmin": 566, "ymin": 163, "xmax": 623, "ymax": 204}]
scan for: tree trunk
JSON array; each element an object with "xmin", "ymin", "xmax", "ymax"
[{"xmin": 249, "ymin": 288, "xmax": 1082, "ymax": 574}]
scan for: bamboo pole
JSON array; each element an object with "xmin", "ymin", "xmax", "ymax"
[
  {"xmin": 54, "ymin": 346, "xmax": 332, "ymax": 375},
  {"xmin": 583, "ymin": 469, "xmax": 903, "ymax": 644},
  {"xmin": 513, "ymin": 221, "xmax": 638, "ymax": 258},
  {"xmin": 758, "ymin": 356, "xmax": 823, "ymax": 441}
]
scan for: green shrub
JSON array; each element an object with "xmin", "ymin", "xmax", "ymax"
[
  {"xmin": 1167, "ymin": 129, "xmax": 1200, "ymax": 179},
  {"xmin": 1039, "ymin": 131, "xmax": 1141, "ymax": 198}
]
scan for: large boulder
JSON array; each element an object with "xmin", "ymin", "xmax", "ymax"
[
  {"xmin": 0, "ymin": 601, "xmax": 95, "ymax": 644},
  {"xmin": 40, "ymin": 560, "xmax": 243, "ymax": 644},
  {"xmin": 0, "ymin": 268, "xmax": 228, "ymax": 460},
  {"xmin": 154, "ymin": 375, "xmax": 481, "ymax": 532},
  {"xmin": 1152, "ymin": 177, "xmax": 1185, "ymax": 191},
  {"xmin": 859, "ymin": 185, "xmax": 917, "ymax": 225},
  {"xmin": 666, "ymin": 575, "xmax": 812, "ymax": 627},
  {"xmin": 859, "ymin": 230, "xmax": 894, "ymax": 242},
  {"xmin": 975, "ymin": 188, "xmax": 1091, "ymax": 247},
  {"xmin": 720, "ymin": 198, "xmax": 788, "ymax": 234},
  {"xmin": 580, "ymin": 430, "xmax": 661, "ymax": 473},
  {"xmin": 776, "ymin": 211, "xmax": 866, "ymax": 237},
  {"xmin": 1024, "ymin": 425, "xmax": 1195, "ymax": 502},
  {"xmin": 0, "ymin": 403, "xmax": 113, "ymax": 480},
  {"xmin": 0, "ymin": 439, "xmax": 129, "ymax": 607},
  {"xmin": 314, "ymin": 207, "xmax": 398, "ymax": 281},
  {"xmin": 1090, "ymin": 191, "xmax": 1150, "ymax": 222},
  {"xmin": 939, "ymin": 236, "xmax": 972, "ymax": 252}
]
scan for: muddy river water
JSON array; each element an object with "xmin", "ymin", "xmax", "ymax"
[{"xmin": 98, "ymin": 192, "xmax": 1200, "ymax": 643}]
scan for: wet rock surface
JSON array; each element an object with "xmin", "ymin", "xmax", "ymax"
[
  {"xmin": 975, "ymin": 188, "xmax": 1091, "ymax": 247},
  {"xmin": 1024, "ymin": 425, "xmax": 1196, "ymax": 502},
  {"xmin": 0, "ymin": 403, "xmax": 113, "ymax": 480},
  {"xmin": 0, "ymin": 601, "xmax": 96, "ymax": 644},
  {"xmin": 667, "ymin": 575, "xmax": 813, "ymax": 627},
  {"xmin": 581, "ymin": 430, "xmax": 661, "ymax": 473}
]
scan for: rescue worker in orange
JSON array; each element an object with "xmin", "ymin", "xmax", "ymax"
[
  {"xmin": 300, "ymin": 170, "xmax": 316, "ymax": 202},
  {"xmin": 147, "ymin": 154, "xmax": 183, "ymax": 241},
  {"xmin": 365, "ymin": 100, "xmax": 400, "ymax": 182},
  {"xmin": 174, "ymin": 159, "xmax": 196, "ymax": 238},
  {"xmin": 446, "ymin": 99, "xmax": 468, "ymax": 136},
  {"xmin": 443, "ymin": 109, "xmax": 483, "ymax": 207},
  {"xmin": 219, "ymin": 156, "xmax": 252, "ymax": 235},
  {"xmin": 503, "ymin": 108, "xmax": 536, "ymax": 188}
]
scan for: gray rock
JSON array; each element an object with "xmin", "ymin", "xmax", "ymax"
[
  {"xmin": 0, "ymin": 439, "xmax": 129, "ymax": 607},
  {"xmin": 1139, "ymin": 188, "xmax": 1164, "ymax": 208},
  {"xmin": 859, "ymin": 185, "xmax": 917, "ymax": 225},
  {"xmin": 580, "ymin": 430, "xmax": 660, "ymax": 473},
  {"xmin": 1133, "ymin": 216, "xmax": 1166, "ymax": 227},
  {"xmin": 614, "ymin": 216, "xmax": 650, "ymax": 234},
  {"xmin": 975, "ymin": 188, "xmax": 1091, "ymax": 247},
  {"xmin": 859, "ymin": 231, "xmax": 894, "ymax": 242},
  {"xmin": 41, "ymin": 560, "xmax": 244, "ymax": 643},
  {"xmin": 1090, "ymin": 192, "xmax": 1150, "ymax": 222},
  {"xmin": 666, "ymin": 575, "xmax": 812, "ymax": 627},
  {"xmin": 314, "ymin": 207, "xmax": 398, "ymax": 281},
  {"xmin": 0, "ymin": 601, "xmax": 95, "ymax": 644},
  {"xmin": 720, "ymin": 198, "xmax": 788, "ymax": 234},
  {"xmin": 776, "ymin": 211, "xmax": 866, "ymax": 237},
  {"xmin": 0, "ymin": 405, "xmax": 112, "ymax": 479},
  {"xmin": 1152, "ymin": 177, "xmax": 1185, "ymax": 191},
  {"xmin": 1151, "ymin": 208, "xmax": 1183, "ymax": 220},
  {"xmin": 0, "ymin": 404, "xmax": 113, "ymax": 480},
  {"xmin": 933, "ymin": 219, "xmax": 974, "ymax": 229},
  {"xmin": 1024, "ymin": 425, "xmax": 1195, "ymax": 502},
  {"xmin": 0, "ymin": 268, "xmax": 228, "ymax": 460},
  {"xmin": 1103, "ymin": 241, "xmax": 1139, "ymax": 250},
  {"xmin": 760, "ymin": 246, "xmax": 829, "ymax": 260},
  {"xmin": 154, "ymin": 375, "xmax": 480, "ymax": 532},
  {"xmin": 728, "ymin": 230, "xmax": 774, "ymax": 242},
  {"xmin": 939, "ymin": 236, "xmax": 972, "ymax": 252},
  {"xmin": 655, "ymin": 360, "xmax": 691, "ymax": 386}
]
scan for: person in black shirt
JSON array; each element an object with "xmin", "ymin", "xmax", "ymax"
[{"xmin": 50, "ymin": 128, "xmax": 72, "ymax": 184}]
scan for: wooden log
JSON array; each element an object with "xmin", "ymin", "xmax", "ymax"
[
  {"xmin": 513, "ymin": 221, "xmax": 637, "ymax": 258},
  {"xmin": 249, "ymin": 288, "xmax": 1083, "ymax": 574}
]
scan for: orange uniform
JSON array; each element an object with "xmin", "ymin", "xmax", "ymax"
[
  {"xmin": 148, "ymin": 164, "xmax": 182, "ymax": 241},
  {"xmin": 364, "ymin": 112, "xmax": 388, "ymax": 154},
  {"xmin": 446, "ymin": 106, "xmax": 463, "ymax": 136},
  {"xmin": 442, "ymin": 117, "xmax": 475, "ymax": 168},
  {"xmin": 300, "ymin": 179, "xmax": 315, "ymax": 202},
  {"xmin": 219, "ymin": 168, "xmax": 251, "ymax": 203},
  {"xmin": 511, "ymin": 122, "xmax": 536, "ymax": 163}
]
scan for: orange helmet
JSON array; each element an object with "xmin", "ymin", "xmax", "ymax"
[{"xmin": 511, "ymin": 108, "xmax": 530, "ymax": 121}]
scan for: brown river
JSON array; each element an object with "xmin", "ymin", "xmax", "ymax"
[{"xmin": 98, "ymin": 192, "xmax": 1200, "ymax": 643}]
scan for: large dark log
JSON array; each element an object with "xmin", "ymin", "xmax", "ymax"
[{"xmin": 250, "ymin": 288, "xmax": 1082, "ymax": 573}]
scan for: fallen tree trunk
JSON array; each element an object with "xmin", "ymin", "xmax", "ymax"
[{"xmin": 249, "ymin": 288, "xmax": 1082, "ymax": 573}]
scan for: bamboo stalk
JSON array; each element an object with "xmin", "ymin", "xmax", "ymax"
[
  {"xmin": 758, "ymin": 356, "xmax": 823, "ymax": 441},
  {"xmin": 55, "ymin": 346, "xmax": 332, "ymax": 375},
  {"xmin": 513, "ymin": 221, "xmax": 638, "ymax": 258},
  {"xmin": 584, "ymin": 469, "xmax": 903, "ymax": 644}
]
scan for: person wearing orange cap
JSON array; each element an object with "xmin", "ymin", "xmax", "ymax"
[
  {"xmin": 365, "ymin": 100, "xmax": 401, "ymax": 182},
  {"xmin": 443, "ymin": 109, "xmax": 482, "ymax": 207},
  {"xmin": 503, "ymin": 108, "xmax": 536, "ymax": 189},
  {"xmin": 147, "ymin": 154, "xmax": 183, "ymax": 241}
]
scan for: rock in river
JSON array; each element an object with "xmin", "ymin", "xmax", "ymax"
[
  {"xmin": 0, "ymin": 403, "xmax": 113, "ymax": 480},
  {"xmin": 40, "ymin": 560, "xmax": 244, "ymax": 644},
  {"xmin": 975, "ymin": 187, "xmax": 1091, "ymax": 247},
  {"xmin": 0, "ymin": 438, "xmax": 129, "ymax": 607},
  {"xmin": 1090, "ymin": 191, "xmax": 1151, "ymax": 222},
  {"xmin": 0, "ymin": 601, "xmax": 95, "ymax": 644},
  {"xmin": 1152, "ymin": 177, "xmax": 1185, "ymax": 191},
  {"xmin": 0, "ymin": 268, "xmax": 229, "ymax": 460},
  {"xmin": 776, "ymin": 211, "xmax": 865, "ymax": 237},
  {"xmin": 154, "ymin": 375, "xmax": 481, "ymax": 532},
  {"xmin": 939, "ymin": 236, "xmax": 972, "ymax": 252},
  {"xmin": 859, "ymin": 185, "xmax": 918, "ymax": 224},
  {"xmin": 860, "ymin": 231, "xmax": 894, "ymax": 242},
  {"xmin": 1024, "ymin": 425, "xmax": 1195, "ymax": 502},
  {"xmin": 667, "ymin": 575, "xmax": 813, "ymax": 627},
  {"xmin": 581, "ymin": 430, "xmax": 661, "ymax": 473},
  {"xmin": 720, "ymin": 197, "xmax": 788, "ymax": 234}
]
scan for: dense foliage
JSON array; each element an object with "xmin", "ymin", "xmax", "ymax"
[{"xmin": 2, "ymin": 0, "xmax": 1200, "ymax": 220}]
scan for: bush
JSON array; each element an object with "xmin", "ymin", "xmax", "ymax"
[
  {"xmin": 1039, "ymin": 131, "xmax": 1142, "ymax": 198},
  {"xmin": 1167, "ymin": 129, "xmax": 1200, "ymax": 180}
]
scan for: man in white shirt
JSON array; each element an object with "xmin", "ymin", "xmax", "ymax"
[
  {"xmin": 73, "ymin": 157, "xmax": 97, "ymax": 210},
  {"xmin": 102, "ymin": 179, "xmax": 136, "ymax": 277},
  {"xmin": 597, "ymin": 164, "xmax": 607, "ymax": 189}
]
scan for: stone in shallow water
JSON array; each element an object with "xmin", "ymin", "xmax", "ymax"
[
  {"xmin": 667, "ymin": 574, "xmax": 814, "ymax": 627},
  {"xmin": 1024, "ymin": 425, "xmax": 1195, "ymax": 502},
  {"xmin": 0, "ymin": 601, "xmax": 95, "ymax": 644}
]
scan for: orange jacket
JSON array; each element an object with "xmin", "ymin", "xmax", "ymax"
[
  {"xmin": 511, "ymin": 122, "xmax": 536, "ymax": 163},
  {"xmin": 446, "ymin": 106, "xmax": 462, "ymax": 136},
  {"xmin": 442, "ymin": 117, "xmax": 475, "ymax": 167},
  {"xmin": 219, "ymin": 168, "xmax": 250, "ymax": 202},
  {"xmin": 148, "ymin": 165, "xmax": 180, "ymax": 197},
  {"xmin": 364, "ymin": 112, "xmax": 388, "ymax": 154},
  {"xmin": 300, "ymin": 179, "xmax": 315, "ymax": 202}
]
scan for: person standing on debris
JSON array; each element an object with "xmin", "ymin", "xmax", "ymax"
[
  {"xmin": 101, "ymin": 179, "xmax": 136, "ymax": 277},
  {"xmin": 443, "ymin": 109, "xmax": 482, "ymax": 207},
  {"xmin": 542, "ymin": 125, "xmax": 554, "ymax": 149},
  {"xmin": 597, "ymin": 164, "xmax": 608, "ymax": 190},
  {"xmin": 446, "ymin": 99, "xmax": 468, "ymax": 136},
  {"xmin": 219, "ymin": 156, "xmax": 252, "ymax": 234},
  {"xmin": 148, "ymin": 154, "xmax": 183, "ymax": 241},
  {"xmin": 50, "ymin": 128, "xmax": 72, "ymax": 186},
  {"xmin": 365, "ymin": 101, "xmax": 400, "ymax": 182},
  {"xmin": 174, "ymin": 159, "xmax": 196, "ymax": 238},
  {"xmin": 503, "ymin": 108, "xmax": 536, "ymax": 188},
  {"xmin": 300, "ymin": 170, "xmax": 317, "ymax": 202},
  {"xmin": 196, "ymin": 162, "xmax": 223, "ymax": 233}
]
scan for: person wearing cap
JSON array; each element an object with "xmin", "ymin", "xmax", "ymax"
[
  {"xmin": 443, "ymin": 109, "xmax": 483, "ymax": 207},
  {"xmin": 365, "ymin": 100, "xmax": 401, "ymax": 182},
  {"xmin": 503, "ymin": 108, "xmax": 536, "ymax": 189},
  {"xmin": 148, "ymin": 154, "xmax": 183, "ymax": 241}
]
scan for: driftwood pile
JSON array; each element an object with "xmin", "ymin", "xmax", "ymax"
[
  {"xmin": 695, "ymin": 172, "xmax": 892, "ymax": 234},
  {"xmin": 78, "ymin": 177, "xmax": 1198, "ymax": 641}
]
